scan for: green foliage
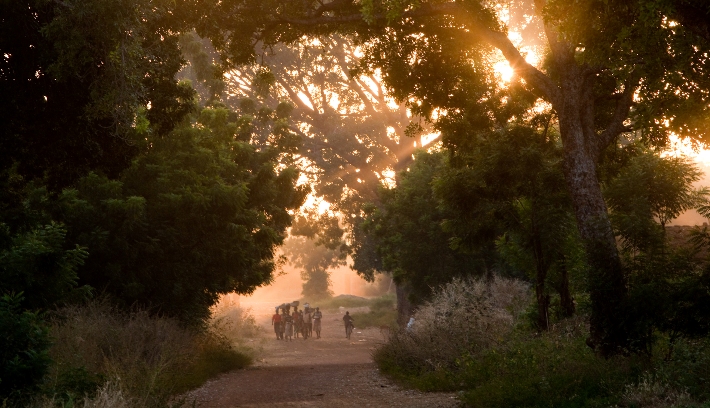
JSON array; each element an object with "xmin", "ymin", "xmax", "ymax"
[
  {"xmin": 0, "ymin": 293, "xmax": 52, "ymax": 404},
  {"xmin": 30, "ymin": 106, "xmax": 308, "ymax": 322},
  {"xmin": 435, "ymin": 124, "xmax": 586, "ymax": 329},
  {"xmin": 0, "ymin": 0, "xmax": 197, "ymax": 190},
  {"xmin": 456, "ymin": 328, "xmax": 642, "ymax": 408},
  {"xmin": 0, "ymin": 222, "xmax": 89, "ymax": 311},
  {"xmin": 621, "ymin": 252, "xmax": 710, "ymax": 355},
  {"xmin": 364, "ymin": 150, "xmax": 484, "ymax": 306},
  {"xmin": 655, "ymin": 338, "xmax": 710, "ymax": 402},
  {"xmin": 606, "ymin": 152, "xmax": 708, "ymax": 255}
]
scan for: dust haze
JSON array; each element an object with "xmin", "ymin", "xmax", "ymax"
[{"xmin": 234, "ymin": 258, "xmax": 391, "ymax": 313}]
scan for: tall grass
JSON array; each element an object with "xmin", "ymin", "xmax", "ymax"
[{"xmin": 34, "ymin": 299, "xmax": 257, "ymax": 407}]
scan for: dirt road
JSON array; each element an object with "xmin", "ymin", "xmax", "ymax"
[{"xmin": 186, "ymin": 310, "xmax": 461, "ymax": 407}]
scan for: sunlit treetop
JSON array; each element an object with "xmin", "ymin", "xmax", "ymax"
[{"xmin": 198, "ymin": 0, "xmax": 710, "ymax": 148}]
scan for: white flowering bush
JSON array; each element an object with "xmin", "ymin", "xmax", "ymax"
[{"xmin": 375, "ymin": 276, "xmax": 530, "ymax": 373}]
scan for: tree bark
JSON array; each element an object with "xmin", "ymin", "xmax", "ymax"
[
  {"xmin": 532, "ymin": 218, "xmax": 550, "ymax": 331},
  {"xmin": 556, "ymin": 70, "xmax": 628, "ymax": 356},
  {"xmin": 395, "ymin": 281, "xmax": 414, "ymax": 328},
  {"xmin": 557, "ymin": 264, "xmax": 575, "ymax": 318}
]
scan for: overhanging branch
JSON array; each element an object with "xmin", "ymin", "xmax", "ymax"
[{"xmin": 275, "ymin": 1, "xmax": 561, "ymax": 106}]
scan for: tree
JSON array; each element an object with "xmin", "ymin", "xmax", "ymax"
[
  {"xmin": 281, "ymin": 235, "xmax": 342, "ymax": 300},
  {"xmin": 199, "ymin": 0, "xmax": 710, "ymax": 355},
  {"xmin": 364, "ymin": 150, "xmax": 484, "ymax": 323},
  {"xmin": 436, "ymin": 125, "xmax": 584, "ymax": 330},
  {"xmin": 179, "ymin": 31, "xmax": 441, "ymax": 308},
  {"xmin": 0, "ymin": 0, "xmax": 196, "ymax": 190},
  {"xmin": 606, "ymin": 152, "xmax": 708, "ymax": 257},
  {"xmin": 34, "ymin": 106, "xmax": 308, "ymax": 322}
]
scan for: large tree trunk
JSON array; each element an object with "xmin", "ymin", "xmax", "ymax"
[
  {"xmin": 557, "ymin": 264, "xmax": 576, "ymax": 318},
  {"xmin": 532, "ymin": 220, "xmax": 550, "ymax": 331},
  {"xmin": 395, "ymin": 281, "xmax": 414, "ymax": 328},
  {"xmin": 557, "ymin": 74, "xmax": 628, "ymax": 356}
]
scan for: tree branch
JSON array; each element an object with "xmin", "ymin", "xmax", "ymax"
[
  {"xmin": 596, "ymin": 79, "xmax": 639, "ymax": 159},
  {"xmin": 278, "ymin": 2, "xmax": 561, "ymax": 107}
]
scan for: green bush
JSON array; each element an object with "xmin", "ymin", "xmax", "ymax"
[
  {"xmin": 655, "ymin": 337, "xmax": 710, "ymax": 403},
  {"xmin": 0, "ymin": 293, "xmax": 52, "ymax": 405},
  {"xmin": 458, "ymin": 322, "xmax": 645, "ymax": 408}
]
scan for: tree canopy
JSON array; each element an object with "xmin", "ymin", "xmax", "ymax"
[{"xmin": 199, "ymin": 0, "xmax": 710, "ymax": 355}]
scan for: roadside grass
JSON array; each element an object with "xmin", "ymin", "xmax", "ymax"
[
  {"xmin": 33, "ymin": 299, "xmax": 258, "ymax": 408},
  {"xmin": 309, "ymin": 294, "xmax": 372, "ymax": 310},
  {"xmin": 350, "ymin": 295, "xmax": 397, "ymax": 329}
]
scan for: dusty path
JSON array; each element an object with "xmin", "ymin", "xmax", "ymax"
[{"xmin": 186, "ymin": 309, "xmax": 461, "ymax": 407}]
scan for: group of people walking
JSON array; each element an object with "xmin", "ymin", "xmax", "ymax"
[{"xmin": 272, "ymin": 304, "xmax": 323, "ymax": 341}]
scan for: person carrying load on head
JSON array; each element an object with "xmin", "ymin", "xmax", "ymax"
[
  {"xmin": 294, "ymin": 309, "xmax": 303, "ymax": 338},
  {"xmin": 279, "ymin": 309, "xmax": 287, "ymax": 339}
]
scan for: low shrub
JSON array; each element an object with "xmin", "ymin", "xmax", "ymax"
[
  {"xmin": 0, "ymin": 293, "xmax": 52, "ymax": 406},
  {"xmin": 458, "ymin": 317, "xmax": 645, "ymax": 408},
  {"xmin": 209, "ymin": 296, "xmax": 262, "ymax": 343},
  {"xmin": 654, "ymin": 337, "xmax": 710, "ymax": 403},
  {"xmin": 373, "ymin": 275, "xmax": 710, "ymax": 407},
  {"xmin": 618, "ymin": 374, "xmax": 696, "ymax": 408}
]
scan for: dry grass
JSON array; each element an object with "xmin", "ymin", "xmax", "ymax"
[
  {"xmin": 209, "ymin": 296, "xmax": 262, "ymax": 343},
  {"xmin": 376, "ymin": 276, "xmax": 530, "ymax": 373},
  {"xmin": 619, "ymin": 374, "xmax": 698, "ymax": 408},
  {"xmin": 34, "ymin": 299, "xmax": 257, "ymax": 407}
]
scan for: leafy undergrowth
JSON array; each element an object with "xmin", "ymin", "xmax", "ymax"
[
  {"xmin": 374, "ymin": 277, "xmax": 710, "ymax": 408},
  {"xmin": 30, "ymin": 299, "xmax": 258, "ymax": 408}
]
